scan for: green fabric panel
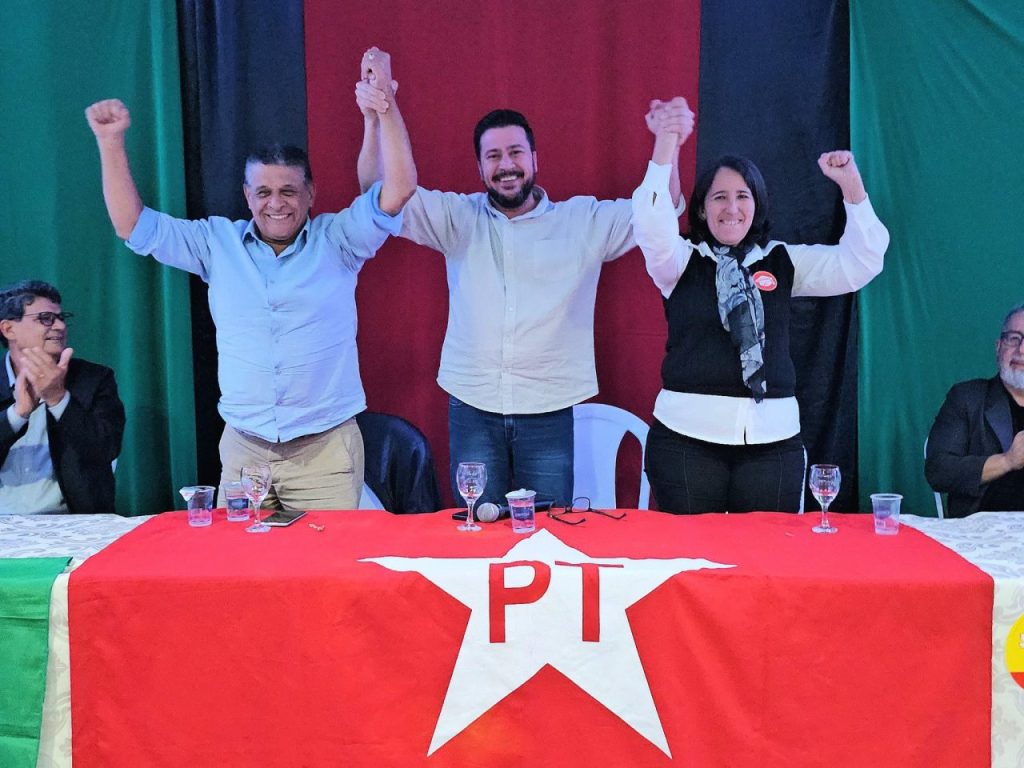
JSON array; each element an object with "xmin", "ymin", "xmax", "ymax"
[
  {"xmin": 0, "ymin": 2, "xmax": 196, "ymax": 515},
  {"xmin": 852, "ymin": 1, "xmax": 1024, "ymax": 515},
  {"xmin": 0, "ymin": 557, "xmax": 71, "ymax": 768}
]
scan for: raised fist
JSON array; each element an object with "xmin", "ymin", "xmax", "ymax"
[
  {"xmin": 85, "ymin": 99, "xmax": 131, "ymax": 139},
  {"xmin": 817, "ymin": 150, "xmax": 859, "ymax": 184}
]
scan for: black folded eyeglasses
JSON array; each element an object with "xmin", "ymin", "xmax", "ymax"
[{"xmin": 548, "ymin": 496, "xmax": 626, "ymax": 525}]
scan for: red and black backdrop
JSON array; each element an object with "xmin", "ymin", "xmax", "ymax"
[{"xmin": 177, "ymin": 0, "xmax": 856, "ymax": 509}]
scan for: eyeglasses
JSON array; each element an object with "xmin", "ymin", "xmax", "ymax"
[
  {"xmin": 19, "ymin": 311, "xmax": 73, "ymax": 327},
  {"xmin": 548, "ymin": 496, "xmax": 627, "ymax": 525},
  {"xmin": 999, "ymin": 331, "xmax": 1024, "ymax": 350}
]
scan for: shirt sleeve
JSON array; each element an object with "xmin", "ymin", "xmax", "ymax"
[
  {"xmin": 323, "ymin": 180, "xmax": 404, "ymax": 265},
  {"xmin": 6, "ymin": 403, "xmax": 28, "ymax": 432},
  {"xmin": 630, "ymin": 161, "xmax": 694, "ymax": 297},
  {"xmin": 125, "ymin": 206, "xmax": 213, "ymax": 280},
  {"xmin": 789, "ymin": 196, "xmax": 890, "ymax": 297},
  {"xmin": 46, "ymin": 391, "xmax": 71, "ymax": 420},
  {"xmin": 398, "ymin": 186, "xmax": 472, "ymax": 253},
  {"xmin": 924, "ymin": 384, "xmax": 989, "ymax": 498}
]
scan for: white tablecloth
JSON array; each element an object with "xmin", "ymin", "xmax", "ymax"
[{"xmin": 902, "ymin": 512, "xmax": 1024, "ymax": 767}]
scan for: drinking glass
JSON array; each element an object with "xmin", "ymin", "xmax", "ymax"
[
  {"xmin": 456, "ymin": 462, "xmax": 486, "ymax": 533},
  {"xmin": 241, "ymin": 464, "xmax": 273, "ymax": 534},
  {"xmin": 808, "ymin": 464, "xmax": 840, "ymax": 534}
]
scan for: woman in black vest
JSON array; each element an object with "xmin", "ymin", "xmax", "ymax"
[{"xmin": 630, "ymin": 101, "xmax": 889, "ymax": 513}]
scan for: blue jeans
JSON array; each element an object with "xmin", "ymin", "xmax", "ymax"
[{"xmin": 448, "ymin": 396, "xmax": 574, "ymax": 507}]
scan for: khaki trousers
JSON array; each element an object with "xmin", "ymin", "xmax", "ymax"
[{"xmin": 217, "ymin": 419, "xmax": 364, "ymax": 512}]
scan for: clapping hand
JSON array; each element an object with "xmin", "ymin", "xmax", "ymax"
[{"xmin": 16, "ymin": 347, "xmax": 73, "ymax": 410}]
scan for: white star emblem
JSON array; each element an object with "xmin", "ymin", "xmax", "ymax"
[{"xmin": 363, "ymin": 528, "xmax": 733, "ymax": 756}]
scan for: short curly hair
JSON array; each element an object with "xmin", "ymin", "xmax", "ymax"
[{"xmin": 0, "ymin": 280, "xmax": 62, "ymax": 348}]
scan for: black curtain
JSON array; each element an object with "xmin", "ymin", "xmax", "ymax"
[
  {"xmin": 176, "ymin": 0, "xmax": 309, "ymax": 484},
  {"xmin": 697, "ymin": 0, "xmax": 859, "ymax": 509}
]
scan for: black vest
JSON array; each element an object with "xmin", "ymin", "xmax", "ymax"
[{"xmin": 661, "ymin": 244, "xmax": 796, "ymax": 399}]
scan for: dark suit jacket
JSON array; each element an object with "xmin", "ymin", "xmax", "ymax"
[
  {"xmin": 925, "ymin": 375, "xmax": 1020, "ymax": 518},
  {"xmin": 0, "ymin": 357, "xmax": 126, "ymax": 514}
]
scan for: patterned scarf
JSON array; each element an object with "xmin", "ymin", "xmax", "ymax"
[{"xmin": 712, "ymin": 244, "xmax": 766, "ymax": 402}]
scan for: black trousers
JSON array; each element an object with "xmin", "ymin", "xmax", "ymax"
[{"xmin": 646, "ymin": 420, "xmax": 805, "ymax": 514}]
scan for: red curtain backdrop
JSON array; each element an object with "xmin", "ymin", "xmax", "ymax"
[{"xmin": 304, "ymin": 0, "xmax": 701, "ymax": 505}]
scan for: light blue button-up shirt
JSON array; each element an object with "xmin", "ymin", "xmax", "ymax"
[{"xmin": 126, "ymin": 182, "xmax": 401, "ymax": 442}]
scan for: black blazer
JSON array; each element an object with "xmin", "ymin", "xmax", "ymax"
[
  {"xmin": 0, "ymin": 357, "xmax": 126, "ymax": 514},
  {"xmin": 925, "ymin": 375, "xmax": 1018, "ymax": 518}
]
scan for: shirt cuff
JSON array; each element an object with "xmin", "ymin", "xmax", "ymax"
[
  {"xmin": 642, "ymin": 161, "xmax": 672, "ymax": 191},
  {"xmin": 365, "ymin": 180, "xmax": 405, "ymax": 232},
  {"xmin": 844, "ymin": 194, "xmax": 877, "ymax": 219},
  {"xmin": 46, "ymin": 391, "xmax": 71, "ymax": 420},
  {"xmin": 6, "ymin": 403, "xmax": 29, "ymax": 432},
  {"xmin": 126, "ymin": 206, "xmax": 161, "ymax": 250}
]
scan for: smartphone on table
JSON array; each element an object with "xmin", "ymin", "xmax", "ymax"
[{"xmin": 262, "ymin": 509, "xmax": 308, "ymax": 527}]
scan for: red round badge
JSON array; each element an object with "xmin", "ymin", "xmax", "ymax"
[{"xmin": 753, "ymin": 271, "xmax": 778, "ymax": 291}]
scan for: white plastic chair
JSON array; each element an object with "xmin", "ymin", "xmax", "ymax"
[
  {"xmin": 572, "ymin": 403, "xmax": 650, "ymax": 510},
  {"xmin": 923, "ymin": 438, "xmax": 945, "ymax": 518},
  {"xmin": 358, "ymin": 483, "xmax": 385, "ymax": 510}
]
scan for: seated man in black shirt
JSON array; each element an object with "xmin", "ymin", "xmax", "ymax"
[{"xmin": 926, "ymin": 303, "xmax": 1024, "ymax": 516}]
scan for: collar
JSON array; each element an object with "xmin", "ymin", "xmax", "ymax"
[
  {"xmin": 242, "ymin": 217, "xmax": 313, "ymax": 254},
  {"xmin": 5, "ymin": 352, "xmax": 13, "ymax": 388},
  {"xmin": 695, "ymin": 240, "xmax": 778, "ymax": 268},
  {"xmin": 484, "ymin": 186, "xmax": 553, "ymax": 221}
]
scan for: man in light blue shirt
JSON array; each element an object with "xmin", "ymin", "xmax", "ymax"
[{"xmin": 85, "ymin": 48, "xmax": 416, "ymax": 511}]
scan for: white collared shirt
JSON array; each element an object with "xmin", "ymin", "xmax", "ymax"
[{"xmin": 402, "ymin": 185, "xmax": 656, "ymax": 414}]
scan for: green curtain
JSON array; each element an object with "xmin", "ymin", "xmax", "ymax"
[
  {"xmin": 0, "ymin": 1, "xmax": 196, "ymax": 515},
  {"xmin": 852, "ymin": 1, "xmax": 1024, "ymax": 514}
]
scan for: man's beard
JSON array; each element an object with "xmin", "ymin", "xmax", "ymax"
[
  {"xmin": 485, "ymin": 173, "xmax": 536, "ymax": 211},
  {"xmin": 999, "ymin": 360, "xmax": 1024, "ymax": 391}
]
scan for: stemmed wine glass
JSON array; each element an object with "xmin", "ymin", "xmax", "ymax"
[
  {"xmin": 808, "ymin": 464, "xmax": 840, "ymax": 535},
  {"xmin": 456, "ymin": 462, "xmax": 486, "ymax": 533},
  {"xmin": 241, "ymin": 464, "xmax": 272, "ymax": 534}
]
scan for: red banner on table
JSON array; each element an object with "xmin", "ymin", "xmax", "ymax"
[{"xmin": 69, "ymin": 511, "xmax": 992, "ymax": 767}]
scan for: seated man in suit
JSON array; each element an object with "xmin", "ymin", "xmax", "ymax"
[
  {"xmin": 926, "ymin": 303, "xmax": 1024, "ymax": 516},
  {"xmin": 0, "ymin": 280, "xmax": 125, "ymax": 514}
]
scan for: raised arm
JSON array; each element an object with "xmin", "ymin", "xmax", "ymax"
[
  {"xmin": 788, "ymin": 150, "xmax": 889, "ymax": 297},
  {"xmin": 85, "ymin": 99, "xmax": 144, "ymax": 239},
  {"xmin": 356, "ymin": 47, "xmax": 416, "ymax": 214},
  {"xmin": 631, "ymin": 98, "xmax": 696, "ymax": 295}
]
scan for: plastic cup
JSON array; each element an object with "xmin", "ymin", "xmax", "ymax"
[
  {"xmin": 187, "ymin": 485, "xmax": 216, "ymax": 527},
  {"xmin": 870, "ymin": 493, "xmax": 902, "ymax": 535},
  {"xmin": 506, "ymin": 489, "xmax": 536, "ymax": 534},
  {"xmin": 223, "ymin": 481, "xmax": 251, "ymax": 521}
]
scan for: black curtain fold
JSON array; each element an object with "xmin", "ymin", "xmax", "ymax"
[{"xmin": 697, "ymin": 0, "xmax": 858, "ymax": 509}]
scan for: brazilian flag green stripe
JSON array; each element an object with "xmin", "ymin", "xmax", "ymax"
[{"xmin": 0, "ymin": 557, "xmax": 71, "ymax": 768}]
